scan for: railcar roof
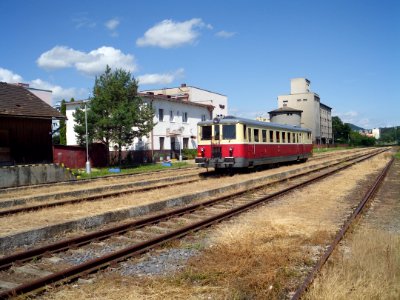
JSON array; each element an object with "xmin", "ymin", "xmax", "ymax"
[{"xmin": 198, "ymin": 116, "xmax": 311, "ymax": 132}]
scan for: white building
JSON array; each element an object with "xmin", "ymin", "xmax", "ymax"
[
  {"xmin": 372, "ymin": 128, "xmax": 380, "ymax": 139},
  {"xmin": 277, "ymin": 78, "xmax": 332, "ymax": 144},
  {"xmin": 142, "ymin": 83, "xmax": 228, "ymax": 118},
  {"xmin": 65, "ymin": 92, "xmax": 214, "ymax": 160}
]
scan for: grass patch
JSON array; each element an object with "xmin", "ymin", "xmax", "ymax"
[
  {"xmin": 394, "ymin": 150, "xmax": 400, "ymax": 160},
  {"xmin": 313, "ymin": 146, "xmax": 352, "ymax": 153},
  {"xmin": 73, "ymin": 161, "xmax": 190, "ymax": 179},
  {"xmin": 305, "ymin": 228, "xmax": 400, "ymax": 300}
]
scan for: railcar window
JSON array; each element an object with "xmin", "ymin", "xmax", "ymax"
[
  {"xmin": 262, "ymin": 130, "xmax": 267, "ymax": 142},
  {"xmin": 288, "ymin": 132, "xmax": 291, "ymax": 143},
  {"xmin": 248, "ymin": 128, "xmax": 252, "ymax": 142},
  {"xmin": 282, "ymin": 132, "xmax": 286, "ymax": 143},
  {"xmin": 201, "ymin": 126, "xmax": 212, "ymax": 140},
  {"xmin": 270, "ymin": 130, "xmax": 274, "ymax": 143},
  {"xmin": 223, "ymin": 125, "xmax": 236, "ymax": 140},
  {"xmin": 276, "ymin": 131, "xmax": 280, "ymax": 143},
  {"xmin": 243, "ymin": 125, "xmax": 247, "ymax": 140},
  {"xmin": 254, "ymin": 129, "xmax": 259, "ymax": 142},
  {"xmin": 214, "ymin": 125, "xmax": 220, "ymax": 140}
]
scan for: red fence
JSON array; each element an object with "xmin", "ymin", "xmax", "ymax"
[{"xmin": 53, "ymin": 144, "xmax": 108, "ymax": 169}]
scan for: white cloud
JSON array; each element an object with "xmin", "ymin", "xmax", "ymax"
[
  {"xmin": 136, "ymin": 18, "xmax": 209, "ymax": 48},
  {"xmin": 0, "ymin": 67, "xmax": 23, "ymax": 83},
  {"xmin": 30, "ymin": 79, "xmax": 88, "ymax": 102},
  {"xmin": 0, "ymin": 67, "xmax": 88, "ymax": 103},
  {"xmin": 105, "ymin": 18, "xmax": 120, "ymax": 30},
  {"xmin": 37, "ymin": 46, "xmax": 137, "ymax": 76},
  {"xmin": 138, "ymin": 68, "xmax": 184, "ymax": 85},
  {"xmin": 72, "ymin": 15, "xmax": 96, "ymax": 29},
  {"xmin": 215, "ymin": 30, "xmax": 236, "ymax": 38}
]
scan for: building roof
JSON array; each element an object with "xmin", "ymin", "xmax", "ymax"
[
  {"xmin": 140, "ymin": 92, "xmax": 214, "ymax": 110},
  {"xmin": 0, "ymin": 82, "xmax": 65, "ymax": 119},
  {"xmin": 66, "ymin": 93, "xmax": 215, "ymax": 111},
  {"xmin": 268, "ymin": 106, "xmax": 303, "ymax": 114},
  {"xmin": 141, "ymin": 83, "xmax": 227, "ymax": 97}
]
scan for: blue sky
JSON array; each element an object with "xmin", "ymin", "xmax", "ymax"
[{"xmin": 1, "ymin": 0, "xmax": 398, "ymax": 129}]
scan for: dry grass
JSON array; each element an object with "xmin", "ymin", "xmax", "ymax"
[
  {"xmin": 305, "ymin": 227, "xmax": 400, "ymax": 300},
  {"xmin": 37, "ymin": 152, "xmax": 390, "ymax": 299}
]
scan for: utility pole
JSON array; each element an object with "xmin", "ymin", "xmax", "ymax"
[{"xmin": 85, "ymin": 101, "xmax": 91, "ymax": 174}]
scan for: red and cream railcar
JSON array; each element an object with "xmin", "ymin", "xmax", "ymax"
[{"xmin": 195, "ymin": 116, "xmax": 313, "ymax": 169}]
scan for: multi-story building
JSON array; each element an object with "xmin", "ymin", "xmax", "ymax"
[
  {"xmin": 277, "ymin": 78, "xmax": 332, "ymax": 144},
  {"xmin": 65, "ymin": 92, "xmax": 214, "ymax": 160},
  {"xmin": 142, "ymin": 83, "xmax": 228, "ymax": 118}
]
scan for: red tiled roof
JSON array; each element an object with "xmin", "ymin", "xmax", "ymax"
[{"xmin": 0, "ymin": 82, "xmax": 65, "ymax": 119}]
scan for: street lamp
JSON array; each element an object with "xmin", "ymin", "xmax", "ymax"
[{"xmin": 84, "ymin": 101, "xmax": 91, "ymax": 174}]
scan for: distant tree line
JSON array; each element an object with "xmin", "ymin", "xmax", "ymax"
[
  {"xmin": 332, "ymin": 116, "xmax": 376, "ymax": 146},
  {"xmin": 379, "ymin": 127, "xmax": 400, "ymax": 145}
]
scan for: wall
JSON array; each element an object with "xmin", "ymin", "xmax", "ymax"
[
  {"xmin": 0, "ymin": 116, "xmax": 53, "ymax": 164},
  {"xmin": 0, "ymin": 164, "xmax": 75, "ymax": 188}
]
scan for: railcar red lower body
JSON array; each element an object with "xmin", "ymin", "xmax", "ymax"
[{"xmin": 195, "ymin": 143, "xmax": 312, "ymax": 168}]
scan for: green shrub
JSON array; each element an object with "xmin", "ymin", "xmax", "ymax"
[{"xmin": 182, "ymin": 148, "xmax": 198, "ymax": 159}]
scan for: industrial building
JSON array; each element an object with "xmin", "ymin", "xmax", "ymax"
[{"xmin": 277, "ymin": 78, "xmax": 332, "ymax": 144}]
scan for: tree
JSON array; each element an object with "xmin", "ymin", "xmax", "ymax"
[
  {"xmin": 74, "ymin": 66, "xmax": 155, "ymax": 165},
  {"xmin": 332, "ymin": 116, "xmax": 351, "ymax": 144},
  {"xmin": 59, "ymin": 99, "xmax": 67, "ymax": 145}
]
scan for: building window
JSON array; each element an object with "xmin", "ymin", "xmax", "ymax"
[
  {"xmin": 201, "ymin": 114, "xmax": 206, "ymax": 121},
  {"xmin": 183, "ymin": 112, "xmax": 188, "ymax": 123},
  {"xmin": 297, "ymin": 99, "xmax": 301, "ymax": 102},
  {"xmin": 303, "ymin": 99, "xmax": 307, "ymax": 101},
  {"xmin": 159, "ymin": 109, "xmax": 164, "ymax": 121},
  {"xmin": 159, "ymin": 137, "xmax": 164, "ymax": 150},
  {"xmin": 183, "ymin": 138, "xmax": 189, "ymax": 149},
  {"xmin": 170, "ymin": 110, "xmax": 174, "ymax": 122}
]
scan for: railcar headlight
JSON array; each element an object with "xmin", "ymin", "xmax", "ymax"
[
  {"xmin": 201, "ymin": 147, "xmax": 205, "ymax": 157},
  {"xmin": 229, "ymin": 147, "xmax": 234, "ymax": 157}
]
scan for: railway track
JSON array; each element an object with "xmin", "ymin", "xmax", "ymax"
[
  {"xmin": 0, "ymin": 166, "xmax": 202, "ymax": 200},
  {"xmin": 291, "ymin": 156, "xmax": 395, "ymax": 300},
  {"xmin": 0, "ymin": 148, "xmax": 388, "ymax": 298},
  {"xmin": 0, "ymin": 173, "xmax": 206, "ymax": 217},
  {"xmin": 0, "ymin": 149, "xmax": 375, "ymax": 217}
]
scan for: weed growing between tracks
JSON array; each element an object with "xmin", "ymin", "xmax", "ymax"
[{"xmin": 305, "ymin": 227, "xmax": 400, "ymax": 300}]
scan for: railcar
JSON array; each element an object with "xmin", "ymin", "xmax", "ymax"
[{"xmin": 195, "ymin": 116, "xmax": 313, "ymax": 169}]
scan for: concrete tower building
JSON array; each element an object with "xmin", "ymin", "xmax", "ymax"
[{"xmin": 277, "ymin": 78, "xmax": 332, "ymax": 144}]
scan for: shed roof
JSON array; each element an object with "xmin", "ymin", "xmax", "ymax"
[
  {"xmin": 268, "ymin": 106, "xmax": 303, "ymax": 114},
  {"xmin": 0, "ymin": 82, "xmax": 65, "ymax": 119}
]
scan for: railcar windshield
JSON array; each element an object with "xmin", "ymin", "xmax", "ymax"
[
  {"xmin": 222, "ymin": 124, "xmax": 236, "ymax": 140},
  {"xmin": 201, "ymin": 125, "xmax": 212, "ymax": 140}
]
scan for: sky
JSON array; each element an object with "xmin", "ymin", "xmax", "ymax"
[{"xmin": 0, "ymin": 0, "xmax": 398, "ymax": 129}]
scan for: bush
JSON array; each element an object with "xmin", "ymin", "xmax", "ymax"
[{"xmin": 182, "ymin": 149, "xmax": 198, "ymax": 159}]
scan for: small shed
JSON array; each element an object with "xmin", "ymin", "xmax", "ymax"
[
  {"xmin": 0, "ymin": 82, "xmax": 65, "ymax": 165},
  {"xmin": 268, "ymin": 106, "xmax": 303, "ymax": 127}
]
